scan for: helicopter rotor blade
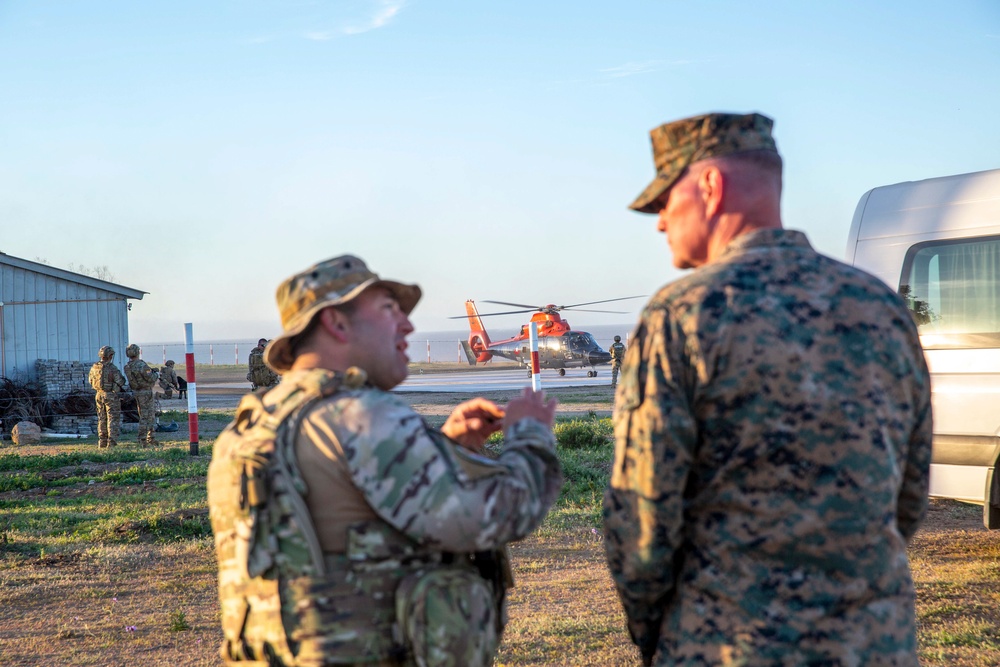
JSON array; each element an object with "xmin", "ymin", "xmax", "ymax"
[
  {"xmin": 558, "ymin": 295, "xmax": 647, "ymax": 309},
  {"xmin": 447, "ymin": 308, "xmax": 538, "ymax": 320},
  {"xmin": 556, "ymin": 308, "xmax": 628, "ymax": 314},
  {"xmin": 481, "ymin": 300, "xmax": 545, "ymax": 310}
]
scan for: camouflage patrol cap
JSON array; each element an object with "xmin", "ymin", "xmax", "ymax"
[
  {"xmin": 264, "ymin": 255, "xmax": 422, "ymax": 372},
  {"xmin": 629, "ymin": 112, "xmax": 779, "ymax": 214}
]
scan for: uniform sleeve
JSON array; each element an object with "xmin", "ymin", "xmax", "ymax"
[
  {"xmin": 338, "ymin": 393, "xmax": 563, "ymax": 552},
  {"xmin": 603, "ymin": 307, "xmax": 697, "ymax": 660},
  {"xmin": 896, "ymin": 345, "xmax": 933, "ymax": 542}
]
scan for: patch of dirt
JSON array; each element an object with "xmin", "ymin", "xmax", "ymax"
[
  {"xmin": 0, "ymin": 542, "xmax": 221, "ymax": 667},
  {"xmin": 29, "ymin": 551, "xmax": 83, "ymax": 568},
  {"xmin": 916, "ymin": 497, "xmax": 986, "ymax": 535}
]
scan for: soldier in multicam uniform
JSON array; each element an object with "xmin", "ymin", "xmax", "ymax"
[
  {"xmin": 603, "ymin": 112, "xmax": 932, "ymax": 667},
  {"xmin": 207, "ymin": 255, "xmax": 563, "ymax": 666},
  {"xmin": 88, "ymin": 345, "xmax": 126, "ymax": 449},
  {"xmin": 124, "ymin": 343, "xmax": 160, "ymax": 446},
  {"xmin": 158, "ymin": 360, "xmax": 180, "ymax": 399},
  {"xmin": 609, "ymin": 335, "xmax": 625, "ymax": 388},
  {"xmin": 247, "ymin": 338, "xmax": 280, "ymax": 390}
]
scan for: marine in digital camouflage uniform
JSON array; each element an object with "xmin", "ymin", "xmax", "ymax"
[
  {"xmin": 609, "ymin": 335, "xmax": 626, "ymax": 388},
  {"xmin": 208, "ymin": 255, "xmax": 563, "ymax": 666},
  {"xmin": 603, "ymin": 112, "xmax": 932, "ymax": 667},
  {"xmin": 88, "ymin": 346, "xmax": 126, "ymax": 448},
  {"xmin": 124, "ymin": 344, "xmax": 159, "ymax": 446},
  {"xmin": 158, "ymin": 360, "xmax": 180, "ymax": 399}
]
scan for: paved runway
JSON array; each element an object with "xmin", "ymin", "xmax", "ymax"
[
  {"xmin": 397, "ymin": 369, "xmax": 612, "ymax": 393},
  {"xmin": 203, "ymin": 369, "xmax": 613, "ymax": 394}
]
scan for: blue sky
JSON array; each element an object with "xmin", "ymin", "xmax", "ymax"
[{"xmin": 1, "ymin": 1, "xmax": 997, "ymax": 342}]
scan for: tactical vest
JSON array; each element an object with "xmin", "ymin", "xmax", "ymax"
[
  {"xmin": 207, "ymin": 370, "xmax": 502, "ymax": 667},
  {"xmin": 90, "ymin": 362, "xmax": 118, "ymax": 392},
  {"xmin": 125, "ymin": 360, "xmax": 156, "ymax": 391}
]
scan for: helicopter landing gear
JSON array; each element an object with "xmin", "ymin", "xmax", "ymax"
[
  {"xmin": 558, "ymin": 369, "xmax": 566, "ymax": 377},
  {"xmin": 586, "ymin": 370, "xmax": 598, "ymax": 377}
]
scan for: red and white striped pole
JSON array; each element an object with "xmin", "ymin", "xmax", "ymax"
[
  {"xmin": 426, "ymin": 340, "xmax": 431, "ymax": 363},
  {"xmin": 184, "ymin": 323, "xmax": 199, "ymax": 456},
  {"xmin": 528, "ymin": 322, "xmax": 541, "ymax": 392},
  {"xmin": 162, "ymin": 345, "xmax": 166, "ymax": 364},
  {"xmin": 235, "ymin": 344, "xmax": 239, "ymax": 365},
  {"xmin": 209, "ymin": 344, "xmax": 214, "ymax": 366}
]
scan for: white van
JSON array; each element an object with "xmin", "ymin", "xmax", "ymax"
[{"xmin": 845, "ymin": 168, "xmax": 1000, "ymax": 527}]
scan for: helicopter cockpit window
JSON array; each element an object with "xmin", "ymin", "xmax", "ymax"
[{"xmin": 567, "ymin": 333, "xmax": 596, "ymax": 351}]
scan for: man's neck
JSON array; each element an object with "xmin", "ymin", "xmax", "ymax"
[{"xmin": 706, "ymin": 214, "xmax": 782, "ymax": 264}]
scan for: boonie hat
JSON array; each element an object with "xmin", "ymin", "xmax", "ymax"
[
  {"xmin": 629, "ymin": 112, "xmax": 779, "ymax": 214},
  {"xmin": 264, "ymin": 255, "xmax": 422, "ymax": 372}
]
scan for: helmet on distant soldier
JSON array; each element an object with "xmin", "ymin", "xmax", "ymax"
[
  {"xmin": 165, "ymin": 360, "xmax": 175, "ymax": 366},
  {"xmin": 614, "ymin": 335, "xmax": 621, "ymax": 342},
  {"xmin": 126, "ymin": 343, "xmax": 141, "ymax": 358},
  {"xmin": 98, "ymin": 345, "xmax": 114, "ymax": 360}
]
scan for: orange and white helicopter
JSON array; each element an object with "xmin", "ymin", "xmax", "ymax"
[{"xmin": 453, "ymin": 298, "xmax": 642, "ymax": 376}]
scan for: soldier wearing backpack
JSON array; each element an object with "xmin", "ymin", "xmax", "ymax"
[
  {"xmin": 88, "ymin": 345, "xmax": 126, "ymax": 449},
  {"xmin": 208, "ymin": 254, "xmax": 564, "ymax": 666},
  {"xmin": 247, "ymin": 338, "xmax": 280, "ymax": 390}
]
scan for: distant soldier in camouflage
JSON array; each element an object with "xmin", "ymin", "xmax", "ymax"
[
  {"xmin": 208, "ymin": 255, "xmax": 563, "ymax": 666},
  {"xmin": 609, "ymin": 335, "xmax": 625, "ymax": 388},
  {"xmin": 158, "ymin": 360, "xmax": 180, "ymax": 399},
  {"xmin": 247, "ymin": 338, "xmax": 280, "ymax": 390},
  {"xmin": 603, "ymin": 112, "xmax": 932, "ymax": 666},
  {"xmin": 124, "ymin": 343, "xmax": 159, "ymax": 446},
  {"xmin": 88, "ymin": 345, "xmax": 126, "ymax": 449}
]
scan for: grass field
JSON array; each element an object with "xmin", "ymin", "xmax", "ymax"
[{"xmin": 1, "ymin": 402, "xmax": 998, "ymax": 665}]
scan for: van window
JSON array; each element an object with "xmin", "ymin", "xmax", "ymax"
[{"xmin": 901, "ymin": 236, "xmax": 1000, "ymax": 345}]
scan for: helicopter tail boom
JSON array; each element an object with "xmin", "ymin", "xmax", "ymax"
[{"xmin": 464, "ymin": 300, "xmax": 493, "ymax": 363}]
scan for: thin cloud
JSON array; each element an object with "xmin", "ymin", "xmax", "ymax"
[
  {"xmin": 301, "ymin": 0, "xmax": 406, "ymax": 40},
  {"xmin": 341, "ymin": 0, "xmax": 405, "ymax": 35},
  {"xmin": 598, "ymin": 59, "xmax": 702, "ymax": 78}
]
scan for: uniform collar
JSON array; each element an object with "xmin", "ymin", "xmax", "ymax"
[{"xmin": 718, "ymin": 228, "xmax": 811, "ymax": 259}]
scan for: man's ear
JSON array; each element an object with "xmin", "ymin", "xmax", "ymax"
[
  {"xmin": 699, "ymin": 165, "xmax": 724, "ymax": 218},
  {"xmin": 317, "ymin": 307, "xmax": 352, "ymax": 344}
]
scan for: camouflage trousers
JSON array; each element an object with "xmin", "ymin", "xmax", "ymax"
[
  {"xmin": 611, "ymin": 362, "xmax": 622, "ymax": 387},
  {"xmin": 134, "ymin": 389, "xmax": 157, "ymax": 445},
  {"xmin": 95, "ymin": 391, "xmax": 121, "ymax": 448}
]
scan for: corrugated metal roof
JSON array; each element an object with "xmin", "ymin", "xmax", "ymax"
[{"xmin": 0, "ymin": 252, "xmax": 145, "ymax": 300}]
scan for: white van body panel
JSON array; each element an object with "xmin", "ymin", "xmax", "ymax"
[{"xmin": 846, "ymin": 168, "xmax": 1000, "ymax": 524}]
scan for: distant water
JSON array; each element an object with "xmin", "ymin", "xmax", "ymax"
[
  {"xmin": 139, "ymin": 323, "xmax": 638, "ymax": 366},
  {"xmin": 136, "ymin": 338, "xmax": 263, "ymax": 367}
]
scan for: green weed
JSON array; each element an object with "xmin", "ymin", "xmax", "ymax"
[{"xmin": 167, "ymin": 609, "xmax": 191, "ymax": 632}]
